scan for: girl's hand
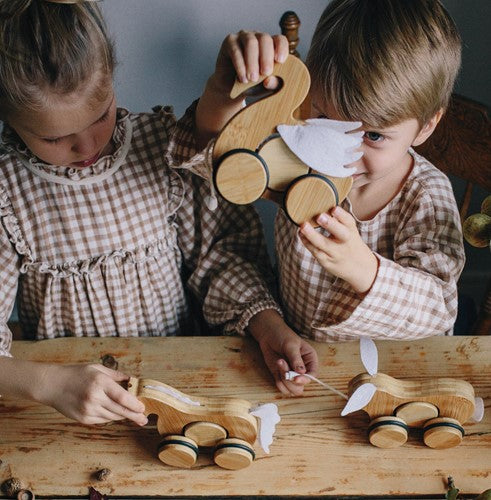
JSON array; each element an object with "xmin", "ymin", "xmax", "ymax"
[
  {"xmin": 39, "ymin": 363, "xmax": 147, "ymax": 426},
  {"xmin": 215, "ymin": 31, "xmax": 288, "ymax": 91},
  {"xmin": 195, "ymin": 31, "xmax": 288, "ymax": 149},
  {"xmin": 299, "ymin": 206, "xmax": 379, "ymax": 294},
  {"xmin": 248, "ymin": 309, "xmax": 318, "ymax": 396}
]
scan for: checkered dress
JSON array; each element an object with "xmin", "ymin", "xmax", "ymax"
[
  {"xmin": 0, "ymin": 104, "xmax": 279, "ymax": 357},
  {"xmin": 276, "ymin": 149, "xmax": 465, "ymax": 341}
]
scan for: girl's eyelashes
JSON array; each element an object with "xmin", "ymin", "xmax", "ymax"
[
  {"xmin": 96, "ymin": 110, "xmax": 110, "ymax": 123},
  {"xmin": 364, "ymin": 131, "xmax": 384, "ymax": 142},
  {"xmin": 42, "ymin": 110, "xmax": 110, "ymax": 144}
]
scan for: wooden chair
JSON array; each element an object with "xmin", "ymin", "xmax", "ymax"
[
  {"xmin": 415, "ymin": 95, "xmax": 491, "ymax": 335},
  {"xmin": 280, "ymin": 12, "xmax": 491, "ymax": 335}
]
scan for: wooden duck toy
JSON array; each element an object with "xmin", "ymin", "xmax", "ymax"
[
  {"xmin": 340, "ymin": 339, "xmax": 483, "ymax": 449},
  {"xmin": 127, "ymin": 377, "xmax": 279, "ymax": 470},
  {"xmin": 212, "ymin": 55, "xmax": 355, "ymax": 226}
]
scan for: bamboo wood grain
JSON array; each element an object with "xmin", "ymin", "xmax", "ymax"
[
  {"xmin": 349, "ymin": 372, "xmax": 476, "ymax": 423},
  {"xmin": 127, "ymin": 377, "xmax": 257, "ymax": 444},
  {"xmin": 1, "ymin": 336, "xmax": 490, "ymax": 497}
]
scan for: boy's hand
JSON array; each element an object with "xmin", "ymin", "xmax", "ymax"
[
  {"xmin": 299, "ymin": 206, "xmax": 379, "ymax": 294},
  {"xmin": 248, "ymin": 309, "xmax": 318, "ymax": 396},
  {"xmin": 195, "ymin": 31, "xmax": 289, "ymax": 149},
  {"xmin": 39, "ymin": 363, "xmax": 148, "ymax": 426}
]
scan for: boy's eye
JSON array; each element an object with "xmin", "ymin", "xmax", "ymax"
[
  {"xmin": 44, "ymin": 137, "xmax": 61, "ymax": 144},
  {"xmin": 364, "ymin": 131, "xmax": 384, "ymax": 142}
]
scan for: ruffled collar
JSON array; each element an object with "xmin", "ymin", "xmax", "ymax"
[{"xmin": 1, "ymin": 108, "xmax": 133, "ymax": 185}]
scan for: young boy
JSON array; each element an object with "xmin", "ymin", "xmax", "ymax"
[{"xmin": 196, "ymin": 0, "xmax": 465, "ymax": 383}]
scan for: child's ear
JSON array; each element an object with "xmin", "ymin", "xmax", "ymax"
[{"xmin": 412, "ymin": 109, "xmax": 444, "ymax": 147}]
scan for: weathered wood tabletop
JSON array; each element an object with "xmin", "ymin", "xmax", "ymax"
[{"xmin": 1, "ymin": 336, "xmax": 490, "ymax": 498}]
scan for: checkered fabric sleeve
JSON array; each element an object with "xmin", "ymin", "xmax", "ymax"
[
  {"xmin": 277, "ymin": 150, "xmax": 465, "ymax": 341},
  {"xmin": 166, "ymin": 104, "xmax": 282, "ymax": 334}
]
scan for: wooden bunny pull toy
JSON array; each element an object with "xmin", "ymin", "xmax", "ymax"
[
  {"xmin": 128, "ymin": 377, "xmax": 280, "ymax": 470},
  {"xmin": 288, "ymin": 338, "xmax": 483, "ymax": 449},
  {"xmin": 341, "ymin": 338, "xmax": 483, "ymax": 449},
  {"xmin": 212, "ymin": 55, "xmax": 355, "ymax": 226}
]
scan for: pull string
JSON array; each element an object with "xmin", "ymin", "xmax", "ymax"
[{"xmin": 285, "ymin": 371, "xmax": 348, "ymax": 400}]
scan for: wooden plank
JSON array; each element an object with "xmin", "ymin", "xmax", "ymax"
[{"xmin": 1, "ymin": 336, "xmax": 490, "ymax": 497}]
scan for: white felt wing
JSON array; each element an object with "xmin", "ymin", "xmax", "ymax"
[
  {"xmin": 250, "ymin": 403, "xmax": 281, "ymax": 454},
  {"xmin": 277, "ymin": 118, "xmax": 363, "ymax": 177},
  {"xmin": 471, "ymin": 397, "xmax": 484, "ymax": 422},
  {"xmin": 340, "ymin": 383, "xmax": 377, "ymax": 416},
  {"xmin": 360, "ymin": 337, "xmax": 378, "ymax": 375}
]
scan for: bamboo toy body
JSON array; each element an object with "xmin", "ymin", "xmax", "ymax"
[
  {"xmin": 212, "ymin": 55, "xmax": 352, "ymax": 226},
  {"xmin": 347, "ymin": 372, "xmax": 477, "ymax": 449},
  {"xmin": 128, "ymin": 377, "xmax": 259, "ymax": 470}
]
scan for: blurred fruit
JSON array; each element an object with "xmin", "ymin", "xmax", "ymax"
[{"xmin": 463, "ymin": 213, "xmax": 491, "ymax": 248}]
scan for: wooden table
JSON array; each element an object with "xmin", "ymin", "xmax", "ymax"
[{"xmin": 1, "ymin": 336, "xmax": 490, "ymax": 498}]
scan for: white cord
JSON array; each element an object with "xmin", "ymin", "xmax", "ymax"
[{"xmin": 285, "ymin": 371, "xmax": 348, "ymax": 400}]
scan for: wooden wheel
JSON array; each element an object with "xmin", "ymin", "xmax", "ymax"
[
  {"xmin": 257, "ymin": 134, "xmax": 309, "ymax": 192},
  {"xmin": 423, "ymin": 417, "xmax": 464, "ymax": 449},
  {"xmin": 183, "ymin": 421, "xmax": 228, "ymax": 447},
  {"xmin": 214, "ymin": 149, "xmax": 268, "ymax": 204},
  {"xmin": 157, "ymin": 434, "xmax": 198, "ymax": 468},
  {"xmin": 368, "ymin": 416, "xmax": 409, "ymax": 448},
  {"xmin": 395, "ymin": 401, "xmax": 439, "ymax": 428},
  {"xmin": 213, "ymin": 438, "xmax": 255, "ymax": 470},
  {"xmin": 284, "ymin": 174, "xmax": 338, "ymax": 226}
]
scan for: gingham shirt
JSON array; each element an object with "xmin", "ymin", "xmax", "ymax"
[
  {"xmin": 276, "ymin": 149, "xmax": 465, "ymax": 341},
  {"xmin": 0, "ymin": 103, "xmax": 279, "ymax": 357}
]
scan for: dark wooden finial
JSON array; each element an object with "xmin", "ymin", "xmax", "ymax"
[{"xmin": 280, "ymin": 11, "xmax": 301, "ymax": 57}]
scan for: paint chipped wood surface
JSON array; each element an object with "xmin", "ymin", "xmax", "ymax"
[{"xmin": 1, "ymin": 336, "xmax": 490, "ymax": 497}]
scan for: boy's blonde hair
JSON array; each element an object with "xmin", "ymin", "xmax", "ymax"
[
  {"xmin": 0, "ymin": 0, "xmax": 115, "ymax": 120},
  {"xmin": 306, "ymin": 0, "xmax": 461, "ymax": 128}
]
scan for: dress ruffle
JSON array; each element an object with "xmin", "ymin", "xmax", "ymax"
[{"xmin": 0, "ymin": 184, "xmax": 34, "ymax": 266}]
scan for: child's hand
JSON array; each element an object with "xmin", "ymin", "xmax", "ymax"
[
  {"xmin": 248, "ymin": 309, "xmax": 318, "ymax": 396},
  {"xmin": 214, "ymin": 31, "xmax": 288, "ymax": 90},
  {"xmin": 299, "ymin": 206, "xmax": 379, "ymax": 294},
  {"xmin": 39, "ymin": 363, "xmax": 147, "ymax": 426},
  {"xmin": 195, "ymin": 31, "xmax": 289, "ymax": 149}
]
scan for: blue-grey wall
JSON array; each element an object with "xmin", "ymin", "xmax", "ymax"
[{"xmin": 102, "ymin": 0, "xmax": 491, "ymax": 309}]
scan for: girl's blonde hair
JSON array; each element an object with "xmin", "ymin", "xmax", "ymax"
[
  {"xmin": 306, "ymin": 0, "xmax": 462, "ymax": 128},
  {"xmin": 0, "ymin": 0, "xmax": 115, "ymax": 120}
]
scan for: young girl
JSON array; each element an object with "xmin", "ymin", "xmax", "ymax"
[{"xmin": 0, "ymin": 1, "xmax": 317, "ymax": 423}]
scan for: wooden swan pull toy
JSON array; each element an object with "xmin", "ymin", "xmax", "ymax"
[
  {"xmin": 212, "ymin": 55, "xmax": 362, "ymax": 226},
  {"xmin": 287, "ymin": 338, "xmax": 484, "ymax": 449},
  {"xmin": 127, "ymin": 377, "xmax": 280, "ymax": 469}
]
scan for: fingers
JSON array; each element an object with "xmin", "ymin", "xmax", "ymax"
[
  {"xmin": 275, "ymin": 359, "xmax": 306, "ymax": 396},
  {"xmin": 93, "ymin": 363, "xmax": 130, "ymax": 382},
  {"xmin": 300, "ymin": 208, "xmax": 355, "ymax": 247},
  {"xmin": 224, "ymin": 31, "xmax": 288, "ymax": 84},
  {"xmin": 105, "ymin": 382, "xmax": 147, "ymax": 426},
  {"xmin": 223, "ymin": 33, "xmax": 248, "ymax": 83},
  {"xmin": 272, "ymin": 33, "xmax": 289, "ymax": 63},
  {"xmin": 300, "ymin": 345, "xmax": 319, "ymax": 376}
]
